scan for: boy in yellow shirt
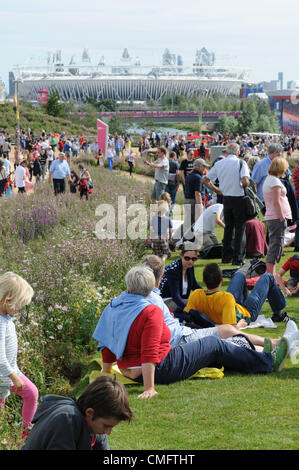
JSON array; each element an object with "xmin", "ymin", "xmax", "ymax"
[{"xmin": 185, "ymin": 263, "xmax": 289, "ymax": 325}]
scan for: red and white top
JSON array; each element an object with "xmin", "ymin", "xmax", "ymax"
[{"xmin": 102, "ymin": 305, "xmax": 171, "ymax": 368}]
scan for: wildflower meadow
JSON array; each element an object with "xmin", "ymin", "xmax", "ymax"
[{"xmin": 0, "ymin": 164, "xmax": 150, "ymax": 448}]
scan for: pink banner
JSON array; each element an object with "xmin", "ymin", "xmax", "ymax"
[{"xmin": 97, "ymin": 119, "xmax": 109, "ymax": 154}]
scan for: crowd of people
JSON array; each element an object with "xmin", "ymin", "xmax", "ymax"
[
  {"xmin": 1, "ymin": 125, "xmax": 299, "ymax": 450},
  {"xmin": 138, "ymin": 129, "xmax": 299, "ymax": 160},
  {"xmin": 0, "ymin": 129, "xmax": 93, "ymax": 197},
  {"xmin": 0, "ymin": 128, "xmax": 139, "ymax": 197},
  {"xmin": 146, "ymin": 134, "xmax": 299, "ymax": 277}
]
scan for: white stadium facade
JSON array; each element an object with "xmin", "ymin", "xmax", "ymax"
[{"xmin": 10, "ymin": 48, "xmax": 250, "ymax": 102}]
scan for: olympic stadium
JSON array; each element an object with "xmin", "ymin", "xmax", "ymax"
[{"xmin": 10, "ymin": 48, "xmax": 250, "ymax": 102}]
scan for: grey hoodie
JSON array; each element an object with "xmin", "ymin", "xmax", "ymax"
[{"xmin": 22, "ymin": 394, "xmax": 108, "ymax": 450}]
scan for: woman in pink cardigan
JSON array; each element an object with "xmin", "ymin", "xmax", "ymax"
[
  {"xmin": 263, "ymin": 157, "xmax": 292, "ymax": 275},
  {"xmin": 292, "ymin": 160, "xmax": 299, "ymax": 251}
]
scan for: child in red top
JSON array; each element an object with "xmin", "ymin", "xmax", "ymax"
[{"xmin": 276, "ymin": 255, "xmax": 299, "ymax": 297}]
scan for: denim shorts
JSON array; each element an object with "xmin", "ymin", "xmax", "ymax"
[{"xmin": 151, "ymin": 181, "xmax": 167, "ymax": 201}]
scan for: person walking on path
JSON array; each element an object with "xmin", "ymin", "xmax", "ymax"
[{"xmin": 48, "ymin": 152, "xmax": 70, "ymax": 195}]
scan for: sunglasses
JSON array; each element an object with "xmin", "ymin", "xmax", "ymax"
[{"xmin": 183, "ymin": 256, "xmax": 198, "ymax": 262}]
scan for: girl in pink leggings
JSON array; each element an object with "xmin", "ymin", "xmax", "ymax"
[{"xmin": 0, "ymin": 272, "xmax": 38, "ymax": 439}]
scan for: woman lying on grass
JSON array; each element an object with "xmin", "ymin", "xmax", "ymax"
[{"xmin": 93, "ymin": 266, "xmax": 290, "ymax": 399}]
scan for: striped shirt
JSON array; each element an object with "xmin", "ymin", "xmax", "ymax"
[{"xmin": 0, "ymin": 313, "xmax": 21, "ymax": 387}]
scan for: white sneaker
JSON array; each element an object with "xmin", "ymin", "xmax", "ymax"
[{"xmin": 283, "ymin": 320, "xmax": 299, "ymax": 357}]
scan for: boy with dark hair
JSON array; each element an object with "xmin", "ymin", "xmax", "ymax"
[
  {"xmin": 203, "ymin": 263, "xmax": 223, "ymax": 289},
  {"xmin": 185, "ymin": 263, "xmax": 290, "ymax": 325},
  {"xmin": 22, "ymin": 375, "xmax": 133, "ymax": 450}
]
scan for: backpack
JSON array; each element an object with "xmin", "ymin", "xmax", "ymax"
[
  {"xmin": 222, "ymin": 258, "xmax": 266, "ymax": 280},
  {"xmin": 235, "ymin": 259, "xmax": 267, "ymax": 278}
]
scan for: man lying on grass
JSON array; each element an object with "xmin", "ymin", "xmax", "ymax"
[{"xmin": 184, "ymin": 263, "xmax": 295, "ymax": 327}]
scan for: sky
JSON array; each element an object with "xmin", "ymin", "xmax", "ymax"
[{"xmin": 1, "ymin": 0, "xmax": 299, "ymax": 92}]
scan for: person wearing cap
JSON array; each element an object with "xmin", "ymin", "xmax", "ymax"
[
  {"xmin": 202, "ymin": 143, "xmax": 250, "ymax": 266},
  {"xmin": 48, "ymin": 152, "xmax": 71, "ymax": 195},
  {"xmin": 182, "ymin": 158, "xmax": 209, "ymax": 236},
  {"xmin": 276, "ymin": 254, "xmax": 299, "ymax": 299}
]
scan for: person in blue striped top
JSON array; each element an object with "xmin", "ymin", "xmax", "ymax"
[{"xmin": 0, "ymin": 272, "xmax": 38, "ymax": 439}]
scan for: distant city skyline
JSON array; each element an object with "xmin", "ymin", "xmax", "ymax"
[{"xmin": 1, "ymin": 0, "xmax": 298, "ymax": 91}]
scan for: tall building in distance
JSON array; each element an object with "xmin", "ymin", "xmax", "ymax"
[{"xmin": 278, "ymin": 72, "xmax": 284, "ymax": 90}]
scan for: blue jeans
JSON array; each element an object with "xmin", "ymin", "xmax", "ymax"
[
  {"xmin": 227, "ymin": 272, "xmax": 286, "ymax": 322},
  {"xmin": 108, "ymin": 157, "xmax": 114, "ymax": 171},
  {"xmin": 135, "ymin": 336, "xmax": 273, "ymax": 385},
  {"xmin": 41, "ymin": 164, "xmax": 47, "ymax": 181}
]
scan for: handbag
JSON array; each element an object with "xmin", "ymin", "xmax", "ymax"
[{"xmin": 243, "ymin": 187, "xmax": 258, "ymax": 220}]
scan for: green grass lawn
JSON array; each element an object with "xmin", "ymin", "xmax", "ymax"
[{"xmin": 107, "ymin": 231, "xmax": 299, "ymax": 451}]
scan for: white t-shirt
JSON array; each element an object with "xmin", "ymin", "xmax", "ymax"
[
  {"xmin": 106, "ymin": 148, "xmax": 115, "ymax": 159},
  {"xmin": 15, "ymin": 165, "xmax": 26, "ymax": 188},
  {"xmin": 39, "ymin": 140, "xmax": 49, "ymax": 150},
  {"xmin": 262, "ymin": 175, "xmax": 285, "ymax": 195},
  {"xmin": 47, "ymin": 149, "xmax": 54, "ymax": 161},
  {"xmin": 0, "ymin": 158, "xmax": 10, "ymax": 176},
  {"xmin": 193, "ymin": 203, "xmax": 224, "ymax": 233}
]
